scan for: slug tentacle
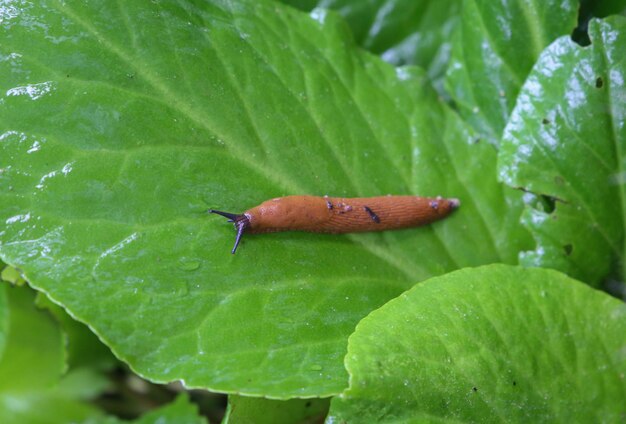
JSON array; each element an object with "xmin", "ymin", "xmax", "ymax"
[
  {"xmin": 208, "ymin": 210, "xmax": 250, "ymax": 254},
  {"xmin": 208, "ymin": 209, "xmax": 240, "ymax": 222}
]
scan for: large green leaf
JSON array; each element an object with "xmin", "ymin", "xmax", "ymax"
[
  {"xmin": 446, "ymin": 0, "xmax": 579, "ymax": 145},
  {"xmin": 0, "ymin": 0, "xmax": 529, "ymax": 397},
  {"xmin": 281, "ymin": 0, "xmax": 462, "ymax": 90},
  {"xmin": 498, "ymin": 17, "xmax": 626, "ymax": 285},
  {"xmin": 328, "ymin": 264, "xmax": 626, "ymax": 422},
  {"xmin": 0, "ymin": 283, "xmax": 102, "ymax": 424}
]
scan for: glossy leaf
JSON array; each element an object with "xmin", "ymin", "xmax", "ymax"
[
  {"xmin": 282, "ymin": 0, "xmax": 462, "ymax": 90},
  {"xmin": 446, "ymin": 0, "xmax": 578, "ymax": 145},
  {"xmin": 328, "ymin": 264, "xmax": 626, "ymax": 422},
  {"xmin": 498, "ymin": 17, "xmax": 626, "ymax": 285},
  {"xmin": 0, "ymin": 284, "xmax": 102, "ymax": 424},
  {"xmin": 223, "ymin": 395, "xmax": 329, "ymax": 424},
  {"xmin": 0, "ymin": 0, "xmax": 529, "ymax": 398}
]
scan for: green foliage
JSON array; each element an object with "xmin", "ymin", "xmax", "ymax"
[
  {"xmin": 282, "ymin": 0, "xmax": 462, "ymax": 92},
  {"xmin": 0, "ymin": 0, "xmax": 625, "ymax": 421},
  {"xmin": 499, "ymin": 17, "xmax": 626, "ymax": 286},
  {"xmin": 0, "ymin": 263, "xmax": 26, "ymax": 286},
  {"xmin": 82, "ymin": 394, "xmax": 207, "ymax": 424},
  {"xmin": 0, "ymin": 278, "xmax": 208, "ymax": 423},
  {"xmin": 35, "ymin": 292, "xmax": 117, "ymax": 371},
  {"xmin": 0, "ymin": 0, "xmax": 529, "ymax": 399},
  {"xmin": 223, "ymin": 395, "xmax": 329, "ymax": 423},
  {"xmin": 328, "ymin": 265, "xmax": 626, "ymax": 422},
  {"xmin": 128, "ymin": 394, "xmax": 207, "ymax": 424},
  {"xmin": 0, "ymin": 283, "xmax": 103, "ymax": 423},
  {"xmin": 446, "ymin": 0, "xmax": 579, "ymax": 145}
]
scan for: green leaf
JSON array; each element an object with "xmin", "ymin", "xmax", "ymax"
[
  {"xmin": 328, "ymin": 264, "xmax": 626, "ymax": 423},
  {"xmin": 280, "ymin": 0, "xmax": 319, "ymax": 12},
  {"xmin": 0, "ymin": 282, "xmax": 7, "ymax": 367},
  {"xmin": 574, "ymin": 0, "xmax": 626, "ymax": 44},
  {"xmin": 281, "ymin": 0, "xmax": 462, "ymax": 91},
  {"xmin": 498, "ymin": 17, "xmax": 626, "ymax": 285},
  {"xmin": 0, "ymin": 283, "xmax": 102, "ymax": 424},
  {"xmin": 0, "ymin": 0, "xmax": 529, "ymax": 397},
  {"xmin": 223, "ymin": 395, "xmax": 329, "ymax": 424},
  {"xmin": 581, "ymin": 0, "xmax": 626, "ymax": 19},
  {"xmin": 1, "ymin": 263, "xmax": 26, "ymax": 286},
  {"xmin": 446, "ymin": 0, "xmax": 579, "ymax": 145},
  {"xmin": 128, "ymin": 394, "xmax": 207, "ymax": 424},
  {"xmin": 82, "ymin": 393, "xmax": 207, "ymax": 424},
  {"xmin": 36, "ymin": 292, "xmax": 117, "ymax": 372},
  {"xmin": 0, "ymin": 285, "xmax": 65, "ymax": 392}
]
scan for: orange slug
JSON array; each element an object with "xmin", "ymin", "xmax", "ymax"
[{"xmin": 209, "ymin": 195, "xmax": 460, "ymax": 254}]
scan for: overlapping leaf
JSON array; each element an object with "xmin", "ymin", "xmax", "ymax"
[
  {"xmin": 36, "ymin": 292, "xmax": 117, "ymax": 371},
  {"xmin": 446, "ymin": 0, "xmax": 579, "ymax": 145},
  {"xmin": 282, "ymin": 0, "xmax": 461, "ymax": 90},
  {"xmin": 498, "ymin": 17, "xmax": 626, "ymax": 285},
  {"xmin": 328, "ymin": 265, "xmax": 626, "ymax": 422},
  {"xmin": 83, "ymin": 394, "xmax": 207, "ymax": 424},
  {"xmin": 0, "ymin": 280, "xmax": 7, "ymax": 374},
  {"xmin": 0, "ymin": 0, "xmax": 529, "ymax": 397},
  {"xmin": 223, "ymin": 395, "xmax": 328, "ymax": 423},
  {"xmin": 0, "ymin": 284, "xmax": 102, "ymax": 423}
]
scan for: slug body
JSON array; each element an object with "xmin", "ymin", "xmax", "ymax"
[{"xmin": 210, "ymin": 195, "xmax": 460, "ymax": 254}]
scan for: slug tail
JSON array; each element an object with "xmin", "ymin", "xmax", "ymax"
[
  {"xmin": 448, "ymin": 198, "xmax": 461, "ymax": 210},
  {"xmin": 209, "ymin": 210, "xmax": 250, "ymax": 254}
]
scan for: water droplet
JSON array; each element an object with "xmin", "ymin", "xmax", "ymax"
[
  {"xmin": 6, "ymin": 81, "xmax": 56, "ymax": 100},
  {"xmin": 178, "ymin": 257, "xmax": 200, "ymax": 271},
  {"xmin": 310, "ymin": 8, "xmax": 328, "ymax": 24},
  {"xmin": 61, "ymin": 162, "xmax": 73, "ymax": 175},
  {"xmin": 27, "ymin": 140, "xmax": 41, "ymax": 153}
]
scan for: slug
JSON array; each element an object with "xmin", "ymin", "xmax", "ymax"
[{"xmin": 209, "ymin": 195, "xmax": 460, "ymax": 254}]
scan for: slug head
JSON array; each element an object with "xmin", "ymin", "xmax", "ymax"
[{"xmin": 208, "ymin": 210, "xmax": 250, "ymax": 254}]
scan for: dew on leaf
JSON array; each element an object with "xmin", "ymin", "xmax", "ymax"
[{"xmin": 177, "ymin": 257, "xmax": 200, "ymax": 271}]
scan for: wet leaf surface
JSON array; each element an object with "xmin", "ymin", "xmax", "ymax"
[
  {"xmin": 329, "ymin": 265, "xmax": 626, "ymax": 422},
  {"xmin": 0, "ymin": 0, "xmax": 528, "ymax": 397},
  {"xmin": 498, "ymin": 17, "xmax": 626, "ymax": 285}
]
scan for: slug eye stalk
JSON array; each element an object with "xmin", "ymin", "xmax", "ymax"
[{"xmin": 208, "ymin": 210, "xmax": 250, "ymax": 254}]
